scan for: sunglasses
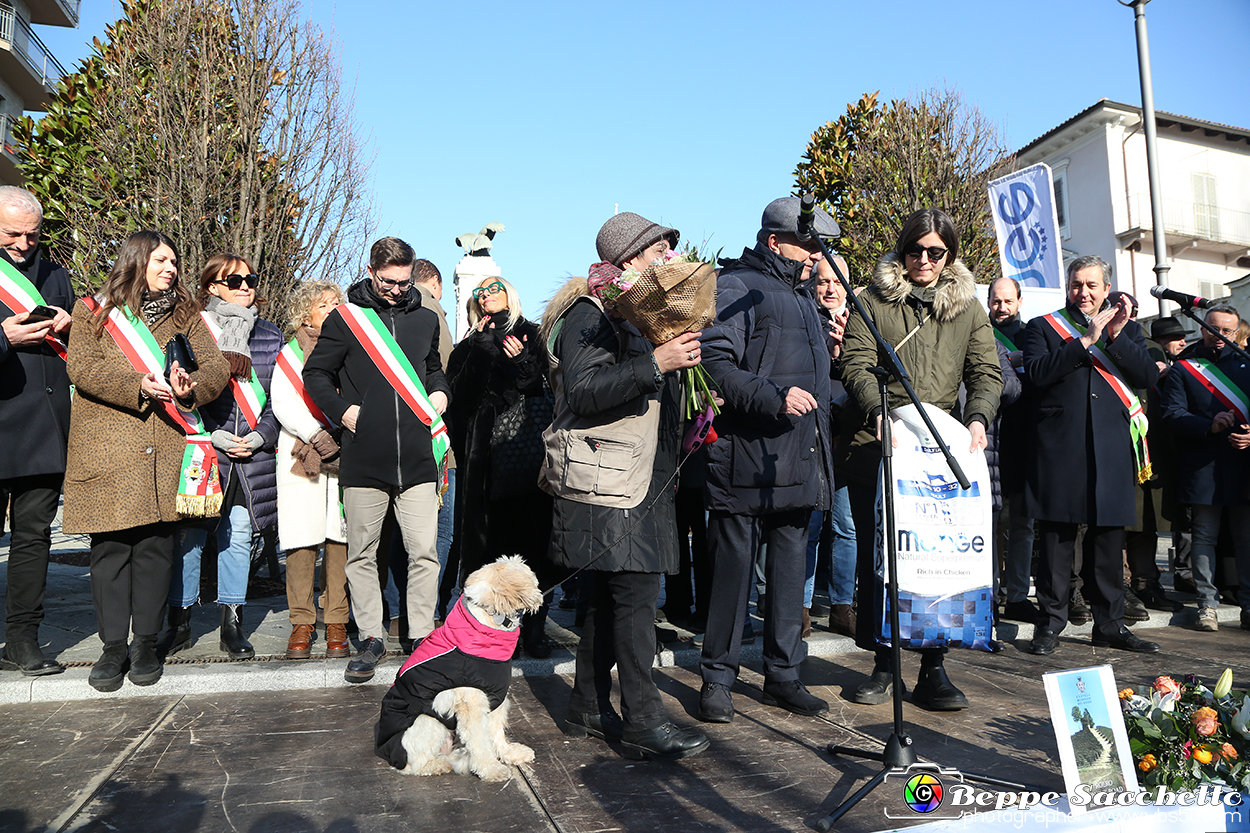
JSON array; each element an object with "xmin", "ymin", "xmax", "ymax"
[
  {"xmin": 472, "ymin": 281, "xmax": 505, "ymax": 300},
  {"xmin": 904, "ymin": 245, "xmax": 948, "ymax": 262},
  {"xmin": 215, "ymin": 273, "xmax": 259, "ymax": 290}
]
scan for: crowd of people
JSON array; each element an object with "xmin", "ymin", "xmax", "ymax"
[{"xmin": 1, "ymin": 183, "xmax": 1246, "ymax": 762}]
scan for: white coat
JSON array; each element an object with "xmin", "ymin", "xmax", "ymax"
[{"xmin": 272, "ymin": 350, "xmax": 346, "ymax": 550}]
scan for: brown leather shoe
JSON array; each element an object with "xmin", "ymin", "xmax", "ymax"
[
  {"xmin": 828, "ymin": 604, "xmax": 857, "ymax": 637},
  {"xmin": 801, "ymin": 608, "xmax": 813, "ymax": 639},
  {"xmin": 325, "ymin": 623, "xmax": 350, "ymax": 658},
  {"xmin": 286, "ymin": 624, "xmax": 314, "ymax": 659}
]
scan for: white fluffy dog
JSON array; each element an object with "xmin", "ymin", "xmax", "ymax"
[{"xmin": 374, "ymin": 555, "xmax": 544, "ymax": 782}]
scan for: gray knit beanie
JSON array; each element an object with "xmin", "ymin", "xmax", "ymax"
[{"xmin": 595, "ymin": 212, "xmax": 679, "ymax": 267}]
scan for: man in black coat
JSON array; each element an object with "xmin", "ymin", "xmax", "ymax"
[
  {"xmin": 0, "ymin": 187, "xmax": 73, "ymax": 676},
  {"xmin": 696, "ymin": 197, "xmax": 837, "ymax": 723},
  {"xmin": 305, "ymin": 237, "xmax": 450, "ymax": 683},
  {"xmin": 1023, "ymin": 255, "xmax": 1160, "ymax": 656}
]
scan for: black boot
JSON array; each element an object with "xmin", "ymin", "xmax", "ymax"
[
  {"xmin": 851, "ymin": 650, "xmax": 901, "ymax": 705},
  {"xmin": 913, "ymin": 650, "xmax": 968, "ymax": 711},
  {"xmin": 219, "ymin": 604, "xmax": 255, "ymax": 659},
  {"xmin": 89, "ymin": 641, "xmax": 129, "ymax": 692},
  {"xmin": 157, "ymin": 606, "xmax": 193, "ymax": 658},
  {"xmin": 128, "ymin": 635, "xmax": 163, "ymax": 686},
  {"xmin": 521, "ymin": 605, "xmax": 552, "ymax": 659}
]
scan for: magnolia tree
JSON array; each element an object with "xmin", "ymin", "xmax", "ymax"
[
  {"xmin": 793, "ymin": 88, "xmax": 1012, "ymax": 285},
  {"xmin": 15, "ymin": 0, "xmax": 373, "ymax": 323}
]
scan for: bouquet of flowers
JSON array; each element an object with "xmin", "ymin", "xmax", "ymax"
[
  {"xmin": 1120, "ymin": 670, "xmax": 1250, "ymax": 791},
  {"xmin": 597, "ymin": 245, "xmax": 722, "ymax": 423}
]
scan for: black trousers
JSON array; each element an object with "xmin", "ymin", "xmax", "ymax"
[
  {"xmin": 568, "ymin": 570, "xmax": 666, "ymax": 732},
  {"xmin": 665, "ymin": 486, "xmax": 710, "ymax": 620},
  {"xmin": 89, "ymin": 523, "xmax": 177, "ymax": 643},
  {"xmin": 1036, "ymin": 521, "xmax": 1125, "ymax": 636},
  {"xmin": 700, "ymin": 508, "xmax": 808, "ymax": 686},
  {"xmin": 2, "ymin": 475, "xmax": 62, "ymax": 642}
]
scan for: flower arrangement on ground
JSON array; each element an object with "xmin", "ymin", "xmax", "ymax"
[{"xmin": 1120, "ymin": 669, "xmax": 1250, "ymax": 791}]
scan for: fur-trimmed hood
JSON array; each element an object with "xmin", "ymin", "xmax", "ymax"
[
  {"xmin": 539, "ymin": 276, "xmax": 589, "ymax": 351},
  {"xmin": 871, "ymin": 253, "xmax": 978, "ymax": 323}
]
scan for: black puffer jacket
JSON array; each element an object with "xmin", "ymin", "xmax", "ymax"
[
  {"xmin": 700, "ymin": 244, "xmax": 835, "ymax": 515},
  {"xmin": 304, "ymin": 279, "xmax": 450, "ymax": 489},
  {"xmin": 544, "ymin": 289, "xmax": 680, "ymax": 575},
  {"xmin": 0, "ymin": 250, "xmax": 74, "ymax": 480},
  {"xmin": 199, "ymin": 315, "xmax": 283, "ymax": 531},
  {"xmin": 445, "ymin": 312, "xmax": 551, "ymax": 577},
  {"xmin": 985, "ymin": 339, "xmax": 1022, "ymax": 512}
]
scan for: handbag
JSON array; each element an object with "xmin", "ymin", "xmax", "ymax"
[
  {"xmin": 164, "ymin": 332, "xmax": 199, "ymax": 380},
  {"xmin": 490, "ymin": 389, "xmax": 554, "ymax": 499}
]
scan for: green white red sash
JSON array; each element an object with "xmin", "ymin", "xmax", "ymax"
[
  {"xmin": 1177, "ymin": 358, "xmax": 1250, "ymax": 424},
  {"xmin": 0, "ymin": 257, "xmax": 68, "ymax": 361},
  {"xmin": 1042, "ymin": 308, "xmax": 1152, "ymax": 483},
  {"xmin": 83, "ymin": 296, "xmax": 223, "ymax": 517},
  {"xmin": 337, "ymin": 303, "xmax": 450, "ymax": 465},
  {"xmin": 992, "ymin": 325, "xmax": 1024, "ymax": 374},
  {"xmin": 276, "ymin": 338, "xmax": 332, "ymax": 429},
  {"xmin": 200, "ymin": 311, "xmax": 267, "ymax": 430}
]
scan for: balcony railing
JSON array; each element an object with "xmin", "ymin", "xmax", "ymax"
[
  {"xmin": 1116, "ymin": 193, "xmax": 1250, "ymax": 249},
  {"xmin": 0, "ymin": 4, "xmax": 66, "ymax": 89}
]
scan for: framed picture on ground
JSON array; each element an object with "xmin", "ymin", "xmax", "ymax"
[{"xmin": 1043, "ymin": 664, "xmax": 1140, "ymax": 813}]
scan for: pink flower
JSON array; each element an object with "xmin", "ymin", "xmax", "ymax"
[
  {"xmin": 1154, "ymin": 676, "xmax": 1182, "ymax": 697},
  {"xmin": 1192, "ymin": 707, "xmax": 1220, "ymax": 737}
]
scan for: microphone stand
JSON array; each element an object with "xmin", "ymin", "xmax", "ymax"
[{"xmin": 797, "ymin": 197, "xmax": 1028, "ymax": 831}]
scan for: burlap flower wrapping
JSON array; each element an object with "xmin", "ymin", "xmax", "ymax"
[{"xmin": 613, "ymin": 260, "xmax": 716, "ymax": 344}]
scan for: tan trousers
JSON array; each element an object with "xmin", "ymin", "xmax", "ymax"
[
  {"xmin": 343, "ymin": 484, "xmax": 438, "ymax": 642},
  {"xmin": 286, "ymin": 541, "xmax": 348, "ymax": 625}
]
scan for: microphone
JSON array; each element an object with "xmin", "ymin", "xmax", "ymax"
[
  {"xmin": 1149, "ymin": 285, "xmax": 1216, "ymax": 310},
  {"xmin": 796, "ymin": 194, "xmax": 817, "ymax": 242}
]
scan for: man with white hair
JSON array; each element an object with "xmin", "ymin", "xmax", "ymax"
[{"xmin": 0, "ymin": 186, "xmax": 74, "ymax": 676}]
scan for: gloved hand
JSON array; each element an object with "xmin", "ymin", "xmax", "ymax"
[{"xmin": 310, "ymin": 429, "xmax": 340, "ymax": 462}]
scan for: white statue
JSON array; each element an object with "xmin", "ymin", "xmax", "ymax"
[{"xmin": 452, "ymin": 223, "xmax": 505, "ymax": 343}]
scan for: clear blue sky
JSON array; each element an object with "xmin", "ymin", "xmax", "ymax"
[{"xmin": 38, "ymin": 0, "xmax": 1250, "ymax": 335}]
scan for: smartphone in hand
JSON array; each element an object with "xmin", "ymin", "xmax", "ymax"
[{"xmin": 25, "ymin": 305, "xmax": 56, "ymax": 323}]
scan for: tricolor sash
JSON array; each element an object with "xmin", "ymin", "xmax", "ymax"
[
  {"xmin": 337, "ymin": 303, "xmax": 450, "ymax": 466},
  {"xmin": 992, "ymin": 326, "xmax": 1024, "ymax": 374},
  {"xmin": 1042, "ymin": 308, "xmax": 1152, "ymax": 483},
  {"xmin": 0, "ymin": 257, "xmax": 68, "ymax": 361},
  {"xmin": 1176, "ymin": 358, "xmax": 1250, "ymax": 424},
  {"xmin": 200, "ymin": 312, "xmax": 267, "ymax": 430},
  {"xmin": 83, "ymin": 296, "xmax": 223, "ymax": 517},
  {"xmin": 276, "ymin": 338, "xmax": 332, "ymax": 429}
]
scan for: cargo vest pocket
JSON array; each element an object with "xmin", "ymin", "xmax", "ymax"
[{"xmin": 564, "ymin": 435, "xmax": 637, "ymax": 497}]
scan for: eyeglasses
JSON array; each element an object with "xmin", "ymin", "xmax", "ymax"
[
  {"xmin": 375, "ymin": 276, "xmax": 412, "ymax": 290},
  {"xmin": 1211, "ymin": 326, "xmax": 1238, "ymax": 337},
  {"xmin": 214, "ymin": 273, "xmax": 259, "ymax": 290},
  {"xmin": 904, "ymin": 245, "xmax": 948, "ymax": 262},
  {"xmin": 472, "ymin": 281, "xmax": 505, "ymax": 300}
]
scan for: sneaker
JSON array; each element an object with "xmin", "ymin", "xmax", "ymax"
[
  {"xmin": 1197, "ymin": 606, "xmax": 1218, "ymax": 632},
  {"xmin": 1068, "ymin": 590, "xmax": 1091, "ymax": 626},
  {"xmin": 344, "ymin": 637, "xmax": 386, "ymax": 683},
  {"xmin": 1123, "ymin": 585, "xmax": 1150, "ymax": 622}
]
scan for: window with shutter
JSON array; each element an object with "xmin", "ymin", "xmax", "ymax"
[{"xmin": 1192, "ymin": 173, "xmax": 1219, "ymax": 240}]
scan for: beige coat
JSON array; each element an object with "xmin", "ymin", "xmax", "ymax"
[{"xmin": 62, "ymin": 299, "xmax": 230, "ymax": 534}]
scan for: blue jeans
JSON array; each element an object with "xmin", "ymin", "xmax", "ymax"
[
  {"xmin": 436, "ymin": 469, "xmax": 456, "ymax": 589},
  {"xmin": 170, "ymin": 504, "xmax": 253, "ymax": 606},
  {"xmin": 804, "ymin": 487, "xmax": 857, "ymax": 607},
  {"xmin": 1190, "ymin": 504, "xmax": 1250, "ymax": 608}
]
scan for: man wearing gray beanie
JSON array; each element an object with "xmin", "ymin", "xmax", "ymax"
[{"xmin": 696, "ymin": 196, "xmax": 838, "ymax": 723}]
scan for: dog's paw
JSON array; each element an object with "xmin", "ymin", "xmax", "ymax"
[
  {"xmin": 476, "ymin": 762, "xmax": 512, "ymax": 782},
  {"xmin": 413, "ymin": 758, "xmax": 455, "ymax": 776},
  {"xmin": 499, "ymin": 743, "xmax": 534, "ymax": 765}
]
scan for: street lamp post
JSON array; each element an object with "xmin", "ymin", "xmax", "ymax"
[{"xmin": 1119, "ymin": 0, "xmax": 1171, "ymax": 291}]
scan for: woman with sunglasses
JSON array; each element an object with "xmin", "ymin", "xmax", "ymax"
[
  {"xmin": 62, "ymin": 231, "xmax": 229, "ymax": 690},
  {"xmin": 444, "ymin": 276, "xmax": 557, "ymax": 657},
  {"xmin": 836, "ymin": 208, "xmax": 1002, "ymax": 711},
  {"xmin": 162, "ymin": 255, "xmax": 283, "ymax": 659}
]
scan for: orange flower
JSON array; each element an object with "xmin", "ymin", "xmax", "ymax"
[
  {"xmin": 1193, "ymin": 747, "xmax": 1214, "ymax": 764},
  {"xmin": 1138, "ymin": 754, "xmax": 1157, "ymax": 772},
  {"xmin": 1193, "ymin": 706, "xmax": 1220, "ymax": 737},
  {"xmin": 1221, "ymin": 742, "xmax": 1238, "ymax": 761},
  {"xmin": 1119, "ymin": 688, "xmax": 1135, "ymax": 700}
]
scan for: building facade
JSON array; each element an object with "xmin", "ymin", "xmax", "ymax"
[
  {"xmin": 1016, "ymin": 99, "xmax": 1250, "ymax": 320},
  {"xmin": 0, "ymin": 0, "xmax": 76, "ymax": 186}
]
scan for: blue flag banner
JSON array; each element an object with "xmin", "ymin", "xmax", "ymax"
[{"xmin": 988, "ymin": 162, "xmax": 1065, "ymax": 289}]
